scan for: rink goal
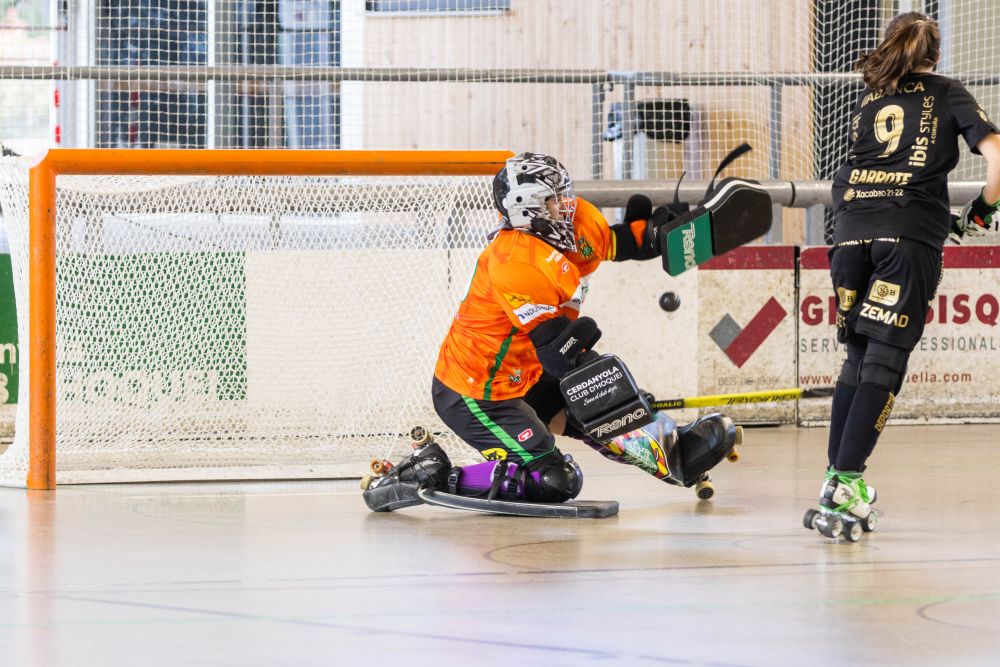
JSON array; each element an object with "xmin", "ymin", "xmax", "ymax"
[{"xmin": 0, "ymin": 149, "xmax": 510, "ymax": 488}]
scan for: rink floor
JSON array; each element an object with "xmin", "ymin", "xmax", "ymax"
[{"xmin": 1, "ymin": 423, "xmax": 999, "ymax": 666}]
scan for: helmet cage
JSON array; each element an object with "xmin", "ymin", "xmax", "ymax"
[{"xmin": 493, "ymin": 153, "xmax": 577, "ymax": 253}]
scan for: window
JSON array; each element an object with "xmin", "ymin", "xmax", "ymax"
[
  {"xmin": 365, "ymin": 1, "xmax": 510, "ymax": 14},
  {"xmin": 95, "ymin": 0, "xmax": 208, "ymax": 148}
]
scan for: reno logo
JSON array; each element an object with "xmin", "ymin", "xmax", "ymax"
[
  {"xmin": 682, "ymin": 227, "xmax": 697, "ymax": 269},
  {"xmin": 710, "ymin": 297, "xmax": 788, "ymax": 368},
  {"xmin": 591, "ymin": 407, "xmax": 649, "ymax": 439}
]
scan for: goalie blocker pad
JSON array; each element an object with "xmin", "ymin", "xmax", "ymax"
[
  {"xmin": 558, "ymin": 354, "xmax": 654, "ymax": 441},
  {"xmin": 658, "ymin": 177, "xmax": 773, "ymax": 276}
]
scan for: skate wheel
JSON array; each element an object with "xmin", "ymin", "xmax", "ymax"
[
  {"xmin": 726, "ymin": 447, "xmax": 740, "ymax": 463},
  {"xmin": 843, "ymin": 519, "xmax": 863, "ymax": 542},
  {"xmin": 369, "ymin": 458, "xmax": 389, "ymax": 475},
  {"xmin": 861, "ymin": 511, "xmax": 878, "ymax": 533},
  {"xmin": 817, "ymin": 514, "xmax": 843, "ymax": 539},
  {"xmin": 803, "ymin": 508, "xmax": 820, "ymax": 531},
  {"xmin": 695, "ymin": 480, "xmax": 715, "ymax": 500},
  {"xmin": 410, "ymin": 424, "xmax": 432, "ymax": 446},
  {"xmin": 733, "ymin": 425, "xmax": 743, "ymax": 446},
  {"xmin": 360, "ymin": 474, "xmax": 374, "ymax": 491}
]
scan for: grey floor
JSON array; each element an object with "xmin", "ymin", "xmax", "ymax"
[{"xmin": 1, "ymin": 423, "xmax": 1000, "ymax": 666}]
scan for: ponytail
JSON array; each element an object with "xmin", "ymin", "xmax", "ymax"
[{"xmin": 856, "ymin": 12, "xmax": 941, "ymax": 95}]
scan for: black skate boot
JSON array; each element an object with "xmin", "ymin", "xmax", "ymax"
[
  {"xmin": 362, "ymin": 440, "xmax": 452, "ymax": 512},
  {"xmin": 675, "ymin": 413, "xmax": 742, "ymax": 487}
]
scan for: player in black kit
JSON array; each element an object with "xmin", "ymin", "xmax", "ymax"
[{"xmin": 804, "ymin": 12, "xmax": 1000, "ymax": 541}]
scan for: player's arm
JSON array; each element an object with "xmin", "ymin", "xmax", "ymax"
[
  {"xmin": 489, "ymin": 261, "xmax": 601, "ymax": 378},
  {"xmin": 609, "ymin": 146, "xmax": 772, "ymax": 272},
  {"xmin": 948, "ymin": 83, "xmax": 1000, "ymax": 236},
  {"xmin": 572, "ymin": 196, "xmax": 669, "ymax": 264},
  {"xmin": 955, "ymin": 133, "xmax": 1000, "ymax": 238},
  {"xmin": 976, "ymin": 132, "xmax": 1000, "ymax": 213},
  {"xmin": 606, "ymin": 194, "xmax": 676, "ymax": 262}
]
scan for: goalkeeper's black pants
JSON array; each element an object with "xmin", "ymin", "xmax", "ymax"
[{"xmin": 432, "ymin": 376, "xmax": 565, "ymax": 468}]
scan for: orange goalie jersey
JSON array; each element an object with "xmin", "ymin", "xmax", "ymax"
[{"xmin": 434, "ymin": 197, "xmax": 626, "ymax": 401}]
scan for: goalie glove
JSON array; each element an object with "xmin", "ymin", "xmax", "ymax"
[
  {"xmin": 610, "ymin": 194, "xmax": 657, "ymax": 261},
  {"xmin": 961, "ymin": 189, "xmax": 1000, "ymax": 236},
  {"xmin": 610, "ymin": 193, "xmax": 685, "ymax": 261},
  {"xmin": 528, "ymin": 316, "xmax": 602, "ymax": 379}
]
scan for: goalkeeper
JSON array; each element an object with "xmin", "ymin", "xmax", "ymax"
[
  {"xmin": 363, "ymin": 152, "xmax": 742, "ymax": 513},
  {"xmin": 810, "ymin": 11, "xmax": 1000, "ymax": 540}
]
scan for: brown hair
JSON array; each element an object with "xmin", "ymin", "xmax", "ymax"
[{"xmin": 856, "ymin": 12, "xmax": 941, "ymax": 94}]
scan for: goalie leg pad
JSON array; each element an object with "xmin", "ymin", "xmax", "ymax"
[
  {"xmin": 658, "ymin": 178, "xmax": 773, "ymax": 276},
  {"xmin": 582, "ymin": 437, "xmax": 631, "ymax": 465},
  {"xmin": 448, "ymin": 452, "xmax": 583, "ymax": 503},
  {"xmin": 606, "ymin": 412, "xmax": 684, "ymax": 487},
  {"xmin": 559, "ymin": 354, "xmax": 654, "ymax": 441}
]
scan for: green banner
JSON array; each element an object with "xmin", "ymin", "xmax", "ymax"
[
  {"xmin": 0, "ymin": 254, "xmax": 17, "ymax": 404},
  {"xmin": 58, "ymin": 252, "xmax": 247, "ymax": 406}
]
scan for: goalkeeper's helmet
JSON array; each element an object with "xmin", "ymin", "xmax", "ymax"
[{"xmin": 492, "ymin": 152, "xmax": 577, "ymax": 253}]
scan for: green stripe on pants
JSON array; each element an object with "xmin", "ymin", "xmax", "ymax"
[{"xmin": 461, "ymin": 395, "xmax": 535, "ymax": 463}]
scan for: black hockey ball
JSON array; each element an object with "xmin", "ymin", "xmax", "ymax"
[{"xmin": 659, "ymin": 291, "xmax": 681, "ymax": 312}]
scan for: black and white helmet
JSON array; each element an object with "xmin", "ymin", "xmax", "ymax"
[{"xmin": 492, "ymin": 152, "xmax": 577, "ymax": 253}]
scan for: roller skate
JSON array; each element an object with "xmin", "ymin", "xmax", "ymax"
[
  {"xmin": 361, "ymin": 425, "xmax": 452, "ymax": 512},
  {"xmin": 606, "ymin": 412, "xmax": 742, "ymax": 499},
  {"xmin": 673, "ymin": 413, "xmax": 743, "ymax": 499},
  {"xmin": 803, "ymin": 469, "xmax": 878, "ymax": 542}
]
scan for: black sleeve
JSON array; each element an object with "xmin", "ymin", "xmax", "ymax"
[
  {"xmin": 948, "ymin": 80, "xmax": 999, "ymax": 154},
  {"xmin": 609, "ymin": 223, "xmax": 640, "ymax": 261}
]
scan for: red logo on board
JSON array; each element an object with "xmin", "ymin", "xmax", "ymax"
[{"xmin": 711, "ymin": 297, "xmax": 788, "ymax": 368}]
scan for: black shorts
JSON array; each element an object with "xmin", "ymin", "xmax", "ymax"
[
  {"xmin": 829, "ymin": 238, "xmax": 942, "ymax": 351},
  {"xmin": 432, "ymin": 376, "xmax": 562, "ymax": 467}
]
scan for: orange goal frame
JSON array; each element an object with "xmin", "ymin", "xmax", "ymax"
[{"xmin": 26, "ymin": 149, "xmax": 512, "ymax": 489}]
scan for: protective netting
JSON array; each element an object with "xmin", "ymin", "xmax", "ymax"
[
  {"xmin": 0, "ymin": 157, "xmax": 493, "ymax": 483},
  {"xmin": 2, "ymin": 1, "xmax": 998, "ymax": 185}
]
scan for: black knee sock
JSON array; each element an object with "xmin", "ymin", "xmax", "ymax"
[
  {"xmin": 835, "ymin": 383, "xmax": 895, "ymax": 472},
  {"xmin": 827, "ymin": 381, "xmax": 857, "ymax": 468}
]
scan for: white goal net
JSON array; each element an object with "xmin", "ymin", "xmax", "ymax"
[{"xmin": 0, "ymin": 156, "xmax": 493, "ymax": 484}]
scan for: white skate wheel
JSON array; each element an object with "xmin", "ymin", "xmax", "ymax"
[{"xmin": 843, "ymin": 520, "xmax": 862, "ymax": 542}]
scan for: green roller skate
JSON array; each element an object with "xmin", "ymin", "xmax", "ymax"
[{"xmin": 803, "ymin": 469, "xmax": 878, "ymax": 542}]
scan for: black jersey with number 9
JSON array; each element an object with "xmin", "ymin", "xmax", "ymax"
[{"xmin": 832, "ymin": 72, "xmax": 998, "ymax": 249}]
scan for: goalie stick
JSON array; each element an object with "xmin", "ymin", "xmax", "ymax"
[{"xmin": 650, "ymin": 386, "xmax": 834, "ymax": 411}]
